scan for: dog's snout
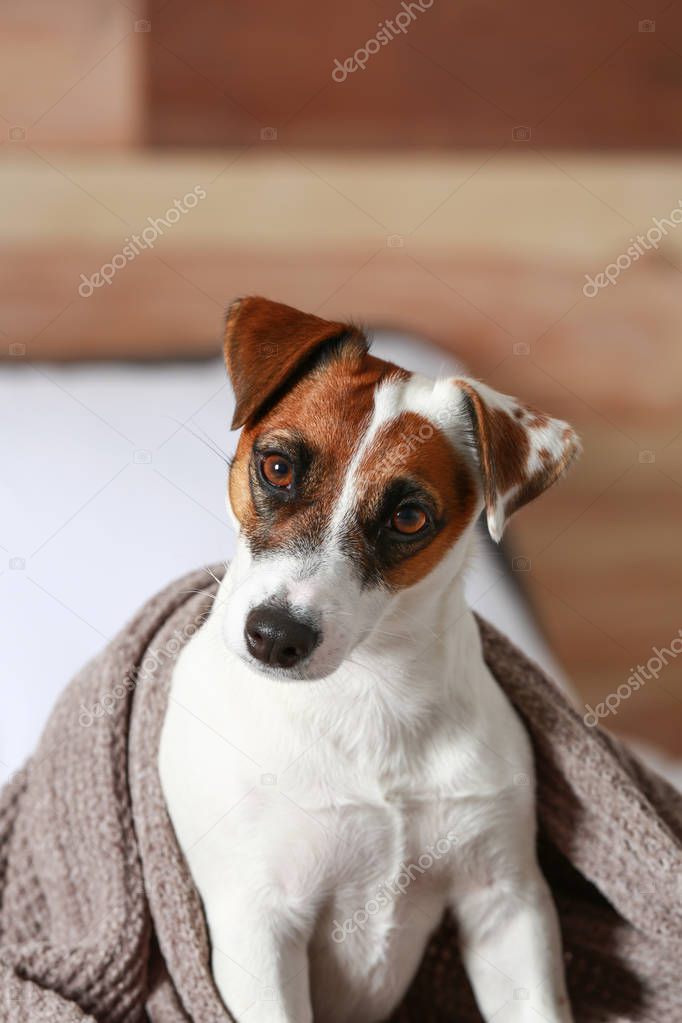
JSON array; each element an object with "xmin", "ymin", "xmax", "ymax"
[{"xmin": 245, "ymin": 606, "xmax": 319, "ymax": 669}]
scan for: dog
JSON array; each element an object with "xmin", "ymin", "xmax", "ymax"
[{"xmin": 159, "ymin": 297, "xmax": 578, "ymax": 1023}]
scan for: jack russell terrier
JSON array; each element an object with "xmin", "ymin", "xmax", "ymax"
[{"xmin": 159, "ymin": 297, "xmax": 579, "ymax": 1023}]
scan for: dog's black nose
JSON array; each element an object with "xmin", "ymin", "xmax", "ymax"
[{"xmin": 244, "ymin": 606, "xmax": 319, "ymax": 669}]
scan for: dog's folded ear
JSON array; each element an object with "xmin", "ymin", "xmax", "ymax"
[
  {"xmin": 224, "ymin": 296, "xmax": 366, "ymax": 429},
  {"xmin": 454, "ymin": 376, "xmax": 580, "ymax": 542}
]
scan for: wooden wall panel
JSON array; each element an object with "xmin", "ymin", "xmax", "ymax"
[
  {"xmin": 0, "ymin": 1, "xmax": 145, "ymax": 147},
  {"xmin": 147, "ymin": 0, "xmax": 682, "ymax": 148}
]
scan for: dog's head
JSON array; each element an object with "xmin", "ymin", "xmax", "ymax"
[{"xmin": 221, "ymin": 297, "xmax": 579, "ymax": 680}]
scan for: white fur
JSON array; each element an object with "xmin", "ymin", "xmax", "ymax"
[{"xmin": 159, "ymin": 373, "xmax": 573, "ymax": 1023}]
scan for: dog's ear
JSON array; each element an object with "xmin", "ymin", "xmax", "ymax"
[
  {"xmin": 453, "ymin": 376, "xmax": 580, "ymax": 542},
  {"xmin": 224, "ymin": 296, "xmax": 365, "ymax": 429}
]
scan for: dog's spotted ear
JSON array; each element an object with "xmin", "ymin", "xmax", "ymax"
[
  {"xmin": 454, "ymin": 377, "xmax": 580, "ymax": 542},
  {"xmin": 224, "ymin": 296, "xmax": 366, "ymax": 429}
]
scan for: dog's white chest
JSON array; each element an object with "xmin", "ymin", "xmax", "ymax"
[
  {"xmin": 161, "ymin": 688, "xmax": 454, "ymax": 1022},
  {"xmin": 160, "ymin": 615, "xmax": 475, "ymax": 1021}
]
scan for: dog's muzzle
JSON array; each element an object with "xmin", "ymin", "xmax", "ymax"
[{"xmin": 244, "ymin": 605, "xmax": 319, "ymax": 669}]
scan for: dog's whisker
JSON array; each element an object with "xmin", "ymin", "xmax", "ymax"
[
  {"xmin": 163, "ymin": 416, "xmax": 230, "ymax": 465},
  {"xmin": 179, "ymin": 588, "xmax": 217, "ymax": 600},
  {"xmin": 184, "ymin": 420, "xmax": 230, "ymax": 465},
  {"xmin": 205, "ymin": 567, "xmax": 224, "ymax": 588},
  {"xmin": 364, "ymin": 627, "xmax": 413, "ymax": 640}
]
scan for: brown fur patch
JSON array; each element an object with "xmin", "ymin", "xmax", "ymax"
[
  {"xmin": 224, "ymin": 296, "xmax": 366, "ymax": 429},
  {"xmin": 456, "ymin": 380, "xmax": 530, "ymax": 509},
  {"xmin": 355, "ymin": 412, "xmax": 478, "ymax": 588},
  {"xmin": 525, "ymin": 404, "xmax": 550, "ymax": 430},
  {"xmin": 229, "ymin": 350, "xmax": 407, "ymax": 555}
]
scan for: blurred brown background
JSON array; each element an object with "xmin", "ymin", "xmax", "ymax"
[{"xmin": 2, "ymin": 0, "xmax": 681, "ymax": 755}]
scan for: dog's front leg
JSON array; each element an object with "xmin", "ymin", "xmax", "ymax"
[
  {"xmin": 451, "ymin": 870, "xmax": 573, "ymax": 1023},
  {"xmin": 206, "ymin": 889, "xmax": 313, "ymax": 1023}
]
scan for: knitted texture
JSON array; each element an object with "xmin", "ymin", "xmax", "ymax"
[{"xmin": 0, "ymin": 565, "xmax": 680, "ymax": 1022}]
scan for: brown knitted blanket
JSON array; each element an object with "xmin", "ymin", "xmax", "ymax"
[{"xmin": 0, "ymin": 566, "xmax": 680, "ymax": 1023}]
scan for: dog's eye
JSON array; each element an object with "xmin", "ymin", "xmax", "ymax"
[
  {"xmin": 389, "ymin": 504, "xmax": 428, "ymax": 535},
  {"xmin": 260, "ymin": 453, "xmax": 293, "ymax": 489}
]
